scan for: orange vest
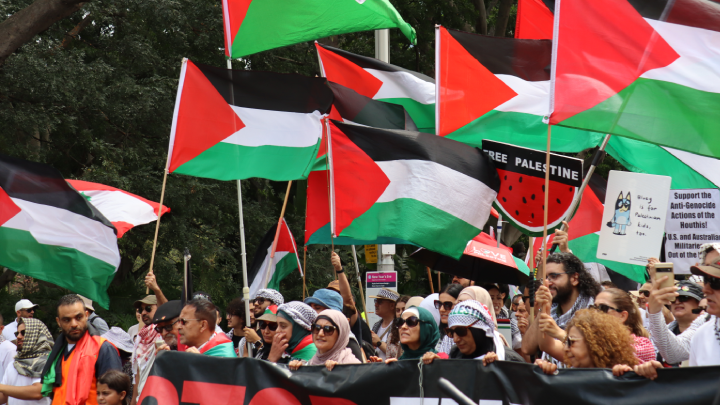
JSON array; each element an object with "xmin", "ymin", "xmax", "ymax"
[{"xmin": 51, "ymin": 338, "xmax": 106, "ymax": 405}]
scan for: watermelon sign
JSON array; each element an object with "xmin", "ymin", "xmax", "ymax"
[{"xmin": 481, "ymin": 140, "xmax": 584, "ymax": 236}]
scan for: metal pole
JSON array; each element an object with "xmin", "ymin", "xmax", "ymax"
[{"xmin": 496, "ymin": 213, "xmax": 503, "ymax": 248}]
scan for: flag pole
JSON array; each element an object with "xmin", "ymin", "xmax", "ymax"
[
  {"xmin": 146, "ymin": 168, "xmax": 168, "ymax": 294},
  {"xmin": 351, "ymin": 245, "xmax": 368, "ymax": 321},
  {"xmin": 438, "ymin": 272, "xmax": 441, "ymax": 291},
  {"xmin": 302, "ymin": 246, "xmax": 308, "ymax": 300},
  {"xmin": 263, "ymin": 181, "xmax": 293, "ymax": 288},
  {"xmin": 496, "ymin": 213, "xmax": 503, "ymax": 248},
  {"xmin": 540, "ymin": 125, "xmax": 553, "ymax": 282},
  {"xmin": 426, "ymin": 267, "xmax": 435, "ymax": 294}
]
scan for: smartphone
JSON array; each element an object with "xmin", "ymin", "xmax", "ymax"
[
  {"xmin": 655, "ymin": 262, "xmax": 675, "ymax": 293},
  {"xmin": 155, "ymin": 340, "xmax": 165, "ymax": 349}
]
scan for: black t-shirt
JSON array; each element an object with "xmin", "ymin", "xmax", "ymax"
[{"xmin": 351, "ymin": 317, "xmax": 373, "ymax": 346}]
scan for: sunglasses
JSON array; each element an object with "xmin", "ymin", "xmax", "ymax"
[
  {"xmin": 20, "ymin": 308, "xmax": 35, "ymax": 313},
  {"xmin": 704, "ymin": 275, "xmax": 720, "ymax": 291},
  {"xmin": 565, "ymin": 336, "xmax": 581, "ymax": 348},
  {"xmin": 692, "ymin": 306, "xmax": 707, "ymax": 314},
  {"xmin": 589, "ymin": 303, "xmax": 621, "ymax": 314},
  {"xmin": 136, "ymin": 306, "xmax": 154, "ymax": 314},
  {"xmin": 14, "ymin": 330, "xmax": 25, "ymax": 338},
  {"xmin": 311, "ymin": 323, "xmax": 337, "ymax": 336},
  {"xmin": 154, "ymin": 319, "xmax": 180, "ymax": 333},
  {"xmin": 675, "ymin": 295, "xmax": 696, "ymax": 303},
  {"xmin": 546, "ymin": 271, "xmax": 571, "ymax": 281},
  {"xmin": 258, "ymin": 321, "xmax": 278, "ymax": 331},
  {"xmin": 433, "ymin": 300, "xmax": 454, "ymax": 311},
  {"xmin": 179, "ymin": 318, "xmax": 201, "ymax": 326},
  {"xmin": 638, "ymin": 290, "xmax": 650, "ymax": 297},
  {"xmin": 446, "ymin": 320, "xmax": 480, "ymax": 338},
  {"xmin": 395, "ymin": 316, "xmax": 420, "ymax": 329},
  {"xmin": 254, "ymin": 298, "xmax": 268, "ymax": 305}
]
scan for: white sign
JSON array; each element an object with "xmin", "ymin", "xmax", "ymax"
[
  {"xmin": 365, "ymin": 271, "xmax": 397, "ymax": 328},
  {"xmin": 665, "ymin": 189, "xmax": 720, "ymax": 273},
  {"xmin": 597, "ymin": 171, "xmax": 671, "ymax": 266}
]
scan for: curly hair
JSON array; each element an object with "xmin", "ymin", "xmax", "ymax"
[
  {"xmin": 546, "ymin": 253, "xmax": 602, "ymax": 298},
  {"xmin": 600, "ymin": 288, "xmax": 649, "ymax": 338},
  {"xmin": 565, "ymin": 309, "xmax": 638, "ymax": 368}
]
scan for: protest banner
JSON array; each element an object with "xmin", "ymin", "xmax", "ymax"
[
  {"xmin": 140, "ymin": 352, "xmax": 720, "ymax": 405},
  {"xmin": 665, "ymin": 189, "xmax": 720, "ymax": 273},
  {"xmin": 365, "ymin": 271, "xmax": 397, "ymax": 326},
  {"xmin": 597, "ymin": 171, "xmax": 671, "ymax": 266}
]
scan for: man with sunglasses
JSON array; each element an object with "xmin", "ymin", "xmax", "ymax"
[
  {"xmin": 2, "ymin": 300, "xmax": 38, "ymax": 343},
  {"xmin": 129, "ymin": 295, "xmax": 163, "ymax": 405},
  {"xmin": 152, "ymin": 301, "xmax": 182, "ymax": 352},
  {"xmin": 251, "ymin": 289, "xmax": 284, "ymax": 320},
  {"xmin": 369, "ymin": 288, "xmax": 401, "ymax": 361}
]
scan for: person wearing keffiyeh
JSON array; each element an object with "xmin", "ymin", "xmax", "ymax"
[
  {"xmin": 0, "ymin": 318, "xmax": 53, "ymax": 405},
  {"xmin": 268, "ymin": 302, "xmax": 317, "ymax": 364}
]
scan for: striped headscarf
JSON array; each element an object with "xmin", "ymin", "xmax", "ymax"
[{"xmin": 15, "ymin": 318, "xmax": 53, "ymax": 378}]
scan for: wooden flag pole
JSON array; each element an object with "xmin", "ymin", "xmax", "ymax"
[
  {"xmin": 146, "ymin": 168, "xmax": 168, "ymax": 294},
  {"xmin": 263, "ymin": 181, "xmax": 293, "ymax": 288},
  {"xmin": 426, "ymin": 267, "xmax": 435, "ymax": 294},
  {"xmin": 438, "ymin": 272, "xmax": 441, "ymax": 291},
  {"xmin": 351, "ymin": 245, "xmax": 368, "ymax": 321}
]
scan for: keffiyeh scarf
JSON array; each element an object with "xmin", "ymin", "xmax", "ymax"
[
  {"xmin": 256, "ymin": 289, "xmax": 285, "ymax": 306},
  {"xmin": 15, "ymin": 318, "xmax": 53, "ymax": 378},
  {"xmin": 550, "ymin": 293, "xmax": 594, "ymax": 329}
]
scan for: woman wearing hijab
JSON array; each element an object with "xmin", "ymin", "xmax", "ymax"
[
  {"xmin": 289, "ymin": 310, "xmax": 361, "ymax": 371},
  {"xmin": 422, "ymin": 301, "xmax": 525, "ymax": 365},
  {"xmin": 385, "ymin": 307, "xmax": 442, "ymax": 362},
  {"xmin": 268, "ymin": 302, "xmax": 318, "ymax": 365},
  {"xmin": 0, "ymin": 318, "xmax": 53, "ymax": 405},
  {"xmin": 457, "ymin": 286, "xmax": 513, "ymax": 348}
]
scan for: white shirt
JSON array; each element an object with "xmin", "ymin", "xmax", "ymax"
[
  {"xmin": 0, "ymin": 363, "xmax": 50, "ymax": 405},
  {"xmin": 689, "ymin": 316, "xmax": 720, "ymax": 367},
  {"xmin": 375, "ymin": 323, "xmax": 391, "ymax": 361},
  {"xmin": 2, "ymin": 321, "xmax": 18, "ymax": 342},
  {"xmin": 0, "ymin": 340, "xmax": 17, "ymax": 382}
]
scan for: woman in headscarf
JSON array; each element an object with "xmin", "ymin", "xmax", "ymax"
[
  {"xmin": 457, "ymin": 287, "xmax": 497, "ymax": 324},
  {"xmin": 385, "ymin": 306, "xmax": 442, "ymax": 362},
  {"xmin": 0, "ymin": 318, "xmax": 53, "ymax": 404},
  {"xmin": 422, "ymin": 301, "xmax": 525, "ymax": 365},
  {"xmin": 289, "ymin": 309, "xmax": 361, "ymax": 371},
  {"xmin": 268, "ymin": 302, "xmax": 318, "ymax": 365},
  {"xmin": 434, "ymin": 284, "xmax": 464, "ymax": 355}
]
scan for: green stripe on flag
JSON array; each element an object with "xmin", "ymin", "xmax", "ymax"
[
  {"xmin": 174, "ymin": 142, "xmax": 319, "ymax": 181},
  {"xmin": 378, "ymin": 98, "xmax": 435, "ymax": 134},
  {"xmin": 339, "ymin": 198, "xmax": 480, "ymax": 260},
  {"xmin": 558, "ymin": 78, "xmax": 720, "ymax": 158},
  {"xmin": 307, "ymin": 223, "xmax": 413, "ymax": 246},
  {"xmin": 568, "ymin": 233, "xmax": 646, "ymax": 284},
  {"xmin": 0, "ymin": 227, "xmax": 114, "ymax": 309},
  {"xmin": 267, "ymin": 253, "xmax": 299, "ymax": 291},
  {"xmin": 447, "ymin": 110, "xmax": 604, "ymax": 153}
]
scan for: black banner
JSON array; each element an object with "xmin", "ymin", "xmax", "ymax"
[
  {"xmin": 481, "ymin": 140, "xmax": 583, "ymax": 187},
  {"xmin": 140, "ymin": 352, "xmax": 720, "ymax": 405}
]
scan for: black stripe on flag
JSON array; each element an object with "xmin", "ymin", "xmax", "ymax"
[
  {"xmin": 246, "ymin": 223, "xmax": 277, "ymax": 286},
  {"xmin": 0, "ymin": 153, "xmax": 116, "ymax": 232},
  {"xmin": 194, "ymin": 62, "xmax": 333, "ymax": 114},
  {"xmin": 329, "ymin": 82, "xmax": 418, "ymax": 131},
  {"xmin": 318, "ymin": 44, "xmax": 434, "ymax": 84},
  {"xmin": 446, "ymin": 29, "xmax": 552, "ymax": 82},
  {"xmin": 332, "ymin": 121, "xmax": 500, "ymax": 191}
]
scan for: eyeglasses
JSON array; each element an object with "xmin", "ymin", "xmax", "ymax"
[
  {"xmin": 258, "ymin": 321, "xmax": 278, "ymax": 331},
  {"xmin": 704, "ymin": 275, "xmax": 720, "ymax": 290},
  {"xmin": 638, "ymin": 290, "xmax": 650, "ymax": 297},
  {"xmin": 136, "ymin": 306, "xmax": 154, "ymax": 314},
  {"xmin": 394, "ymin": 316, "xmax": 420, "ymax": 329},
  {"xmin": 14, "ymin": 330, "xmax": 25, "ymax": 338},
  {"xmin": 154, "ymin": 319, "xmax": 180, "ymax": 333},
  {"xmin": 254, "ymin": 298, "xmax": 268, "ymax": 305},
  {"xmin": 179, "ymin": 318, "xmax": 201, "ymax": 326},
  {"xmin": 589, "ymin": 303, "xmax": 621, "ymax": 314},
  {"xmin": 433, "ymin": 300, "xmax": 454, "ymax": 311},
  {"xmin": 311, "ymin": 323, "xmax": 337, "ymax": 336},
  {"xmin": 546, "ymin": 272, "xmax": 571, "ymax": 281},
  {"xmin": 565, "ymin": 336, "xmax": 581, "ymax": 348},
  {"xmin": 446, "ymin": 320, "xmax": 479, "ymax": 338}
]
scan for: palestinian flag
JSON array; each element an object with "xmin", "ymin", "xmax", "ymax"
[
  {"xmin": 316, "ymin": 43, "xmax": 435, "ymax": 134},
  {"xmin": 435, "ymin": 27, "xmax": 602, "ymax": 153},
  {"xmin": 222, "ymin": 0, "xmax": 416, "ymax": 58},
  {"xmin": 329, "ymin": 82, "xmax": 417, "ymax": 131},
  {"xmin": 0, "ymin": 154, "xmax": 120, "ymax": 309},
  {"xmin": 327, "ymin": 120, "xmax": 500, "ymax": 259},
  {"xmin": 515, "ymin": 0, "xmax": 554, "ymax": 40},
  {"xmin": 248, "ymin": 219, "xmax": 302, "ymax": 298},
  {"xmin": 531, "ymin": 174, "xmax": 646, "ymax": 283},
  {"xmin": 550, "ymin": 0, "xmax": 720, "ymax": 158},
  {"xmin": 67, "ymin": 180, "xmax": 170, "ymax": 238},
  {"xmin": 167, "ymin": 59, "xmax": 333, "ymax": 181}
]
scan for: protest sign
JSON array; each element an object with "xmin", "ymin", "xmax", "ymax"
[
  {"xmin": 665, "ymin": 189, "xmax": 720, "ymax": 273},
  {"xmin": 141, "ymin": 352, "xmax": 720, "ymax": 405},
  {"xmin": 365, "ymin": 271, "xmax": 397, "ymax": 326},
  {"xmin": 597, "ymin": 171, "xmax": 671, "ymax": 266}
]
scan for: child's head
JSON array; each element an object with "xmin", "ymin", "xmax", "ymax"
[{"xmin": 97, "ymin": 370, "xmax": 131, "ymax": 405}]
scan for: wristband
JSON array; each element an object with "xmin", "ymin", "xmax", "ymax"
[{"xmin": 335, "ymin": 268, "xmax": 344, "ymax": 274}]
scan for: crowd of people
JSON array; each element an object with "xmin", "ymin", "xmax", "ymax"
[{"xmin": 0, "ymin": 235, "xmax": 716, "ymax": 404}]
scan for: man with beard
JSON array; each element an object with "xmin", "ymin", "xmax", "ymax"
[
  {"xmin": 130, "ymin": 292, "xmax": 165, "ymax": 405},
  {"xmin": 521, "ymin": 252, "xmax": 601, "ymax": 364},
  {"xmin": 451, "ymin": 276, "xmax": 473, "ymax": 288},
  {"xmin": 252, "ymin": 290, "xmax": 284, "ymax": 320},
  {"xmin": 0, "ymin": 318, "xmax": 53, "ymax": 405},
  {"xmin": 40, "ymin": 295, "xmax": 121, "ymax": 405}
]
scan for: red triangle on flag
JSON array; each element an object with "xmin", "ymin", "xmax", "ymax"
[
  {"xmin": 316, "ymin": 44, "xmax": 383, "ymax": 99},
  {"xmin": 168, "ymin": 60, "xmax": 245, "ymax": 173},
  {"xmin": 0, "ymin": 188, "xmax": 21, "ymax": 227},
  {"xmin": 223, "ymin": 0, "xmax": 252, "ymax": 56},
  {"xmin": 329, "ymin": 121, "xmax": 391, "ymax": 236},
  {"xmin": 438, "ymin": 27, "xmax": 518, "ymax": 136},
  {"xmin": 550, "ymin": 0, "xmax": 679, "ymax": 124}
]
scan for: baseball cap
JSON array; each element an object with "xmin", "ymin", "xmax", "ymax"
[
  {"xmin": 676, "ymin": 281, "xmax": 703, "ymax": 302},
  {"xmin": 77, "ymin": 295, "xmax": 95, "ymax": 312},
  {"xmin": 152, "ymin": 300, "xmax": 182, "ymax": 324},
  {"xmin": 133, "ymin": 295, "xmax": 158, "ymax": 309},
  {"xmin": 304, "ymin": 289, "xmax": 343, "ymax": 312},
  {"xmin": 256, "ymin": 304, "xmax": 278, "ymax": 323},
  {"xmin": 15, "ymin": 299, "xmax": 38, "ymax": 312},
  {"xmin": 369, "ymin": 288, "xmax": 400, "ymax": 302}
]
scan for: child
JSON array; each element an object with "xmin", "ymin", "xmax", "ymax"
[{"xmin": 97, "ymin": 370, "xmax": 132, "ymax": 405}]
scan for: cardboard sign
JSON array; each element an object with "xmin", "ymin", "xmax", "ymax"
[
  {"xmin": 665, "ymin": 189, "xmax": 720, "ymax": 274},
  {"xmin": 365, "ymin": 271, "xmax": 397, "ymax": 327},
  {"xmin": 597, "ymin": 171, "xmax": 671, "ymax": 266},
  {"xmin": 365, "ymin": 244, "xmax": 378, "ymax": 264}
]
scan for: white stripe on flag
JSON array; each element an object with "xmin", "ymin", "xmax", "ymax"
[
  {"xmin": 249, "ymin": 249, "xmax": 288, "ymax": 298},
  {"xmin": 494, "ymin": 76, "xmax": 551, "ymax": 116},
  {"xmin": 367, "ymin": 69, "xmax": 435, "ymax": 104},
  {"xmin": 82, "ymin": 190, "xmax": 158, "ymax": 226},
  {"xmin": 663, "ymin": 147, "xmax": 720, "ymax": 188},
  {"xmin": 224, "ymin": 107, "xmax": 324, "ymax": 148}
]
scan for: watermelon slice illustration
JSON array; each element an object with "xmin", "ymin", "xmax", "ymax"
[{"xmin": 494, "ymin": 169, "xmax": 578, "ymax": 236}]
